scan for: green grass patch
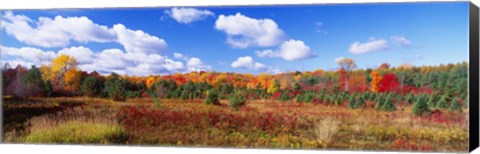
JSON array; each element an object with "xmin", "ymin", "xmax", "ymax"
[{"xmin": 23, "ymin": 121, "xmax": 126, "ymax": 144}]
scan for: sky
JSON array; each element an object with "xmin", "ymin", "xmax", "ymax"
[{"xmin": 0, "ymin": 2, "xmax": 470, "ymax": 76}]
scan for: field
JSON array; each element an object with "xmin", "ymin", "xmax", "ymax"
[{"xmin": 2, "ymin": 96, "xmax": 468, "ymax": 152}]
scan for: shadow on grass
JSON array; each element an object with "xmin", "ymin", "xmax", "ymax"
[{"xmin": 2, "ymin": 97, "xmax": 85, "ymax": 133}]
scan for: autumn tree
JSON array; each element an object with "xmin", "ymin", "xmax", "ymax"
[
  {"xmin": 336, "ymin": 57, "xmax": 357, "ymax": 91},
  {"xmin": 378, "ymin": 73, "xmax": 400, "ymax": 93},
  {"xmin": 378, "ymin": 63, "xmax": 390, "ymax": 70},
  {"xmin": 370, "ymin": 70, "xmax": 382, "ymax": 92},
  {"xmin": 267, "ymin": 79, "xmax": 280, "ymax": 94},
  {"xmin": 64, "ymin": 68, "xmax": 81, "ymax": 93}
]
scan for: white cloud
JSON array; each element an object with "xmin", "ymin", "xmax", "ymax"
[
  {"xmin": 255, "ymin": 49, "xmax": 279, "ymax": 58},
  {"xmin": 215, "ymin": 13, "xmax": 285, "ymax": 48},
  {"xmin": 1, "ymin": 45, "xmax": 214, "ymax": 76},
  {"xmin": 255, "ymin": 39, "xmax": 317, "ymax": 61},
  {"xmin": 173, "ymin": 52, "xmax": 189, "ymax": 61},
  {"xmin": 113, "ymin": 24, "xmax": 167, "ymax": 54},
  {"xmin": 2, "ymin": 11, "xmax": 116, "ymax": 48},
  {"xmin": 231, "ymin": 56, "xmax": 267, "ymax": 71},
  {"xmin": 1, "ymin": 45, "xmax": 56, "ymax": 66},
  {"xmin": 349, "ymin": 37, "xmax": 389, "ymax": 54},
  {"xmin": 2, "ymin": 12, "xmax": 168, "ymax": 54},
  {"xmin": 166, "ymin": 7, "xmax": 214, "ymax": 24},
  {"xmin": 230, "ymin": 56, "xmax": 282, "ymax": 74},
  {"xmin": 391, "ymin": 35, "xmax": 411, "ymax": 47},
  {"xmin": 186, "ymin": 57, "xmax": 212, "ymax": 72},
  {"xmin": 58, "ymin": 46, "xmax": 95, "ymax": 64}
]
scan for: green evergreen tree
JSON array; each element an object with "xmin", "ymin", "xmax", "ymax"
[
  {"xmin": 381, "ymin": 97, "xmax": 396, "ymax": 111},
  {"xmin": 449, "ymin": 98, "xmax": 462, "ymax": 113},
  {"xmin": 80, "ymin": 76, "xmax": 103, "ymax": 97},
  {"xmin": 229, "ymin": 90, "xmax": 247, "ymax": 111},
  {"xmin": 348, "ymin": 95, "xmax": 356, "ymax": 109},
  {"xmin": 436, "ymin": 95, "xmax": 449, "ymax": 109},
  {"xmin": 204, "ymin": 89, "xmax": 220, "ymax": 105},
  {"xmin": 354, "ymin": 95, "xmax": 366, "ymax": 109},
  {"xmin": 413, "ymin": 94, "xmax": 431, "ymax": 116},
  {"xmin": 375, "ymin": 94, "xmax": 385, "ymax": 109}
]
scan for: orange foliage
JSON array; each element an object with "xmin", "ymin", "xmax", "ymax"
[{"xmin": 370, "ymin": 70, "xmax": 382, "ymax": 92}]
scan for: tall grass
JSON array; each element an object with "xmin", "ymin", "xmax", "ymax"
[{"xmin": 21, "ymin": 106, "xmax": 126, "ymax": 144}]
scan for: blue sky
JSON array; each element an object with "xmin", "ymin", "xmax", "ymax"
[{"xmin": 0, "ymin": 2, "xmax": 469, "ymax": 76}]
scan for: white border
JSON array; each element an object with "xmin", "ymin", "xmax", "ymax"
[
  {"xmin": 1, "ymin": 0, "xmax": 479, "ymax": 154},
  {"xmin": 0, "ymin": 0, "xmax": 474, "ymax": 10}
]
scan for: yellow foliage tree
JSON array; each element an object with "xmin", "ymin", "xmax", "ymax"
[
  {"xmin": 64, "ymin": 68, "xmax": 81, "ymax": 92},
  {"xmin": 370, "ymin": 70, "xmax": 382, "ymax": 92},
  {"xmin": 145, "ymin": 76, "xmax": 156, "ymax": 89},
  {"xmin": 267, "ymin": 79, "xmax": 280, "ymax": 94},
  {"xmin": 51, "ymin": 54, "xmax": 77, "ymax": 77}
]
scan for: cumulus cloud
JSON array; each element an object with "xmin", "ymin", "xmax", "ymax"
[
  {"xmin": 1, "ymin": 45, "xmax": 56, "ymax": 66},
  {"xmin": 2, "ymin": 11, "xmax": 116, "ymax": 48},
  {"xmin": 2, "ymin": 11, "xmax": 168, "ymax": 54},
  {"xmin": 230, "ymin": 56, "xmax": 281, "ymax": 74},
  {"xmin": 187, "ymin": 57, "xmax": 212, "ymax": 72},
  {"xmin": 390, "ymin": 35, "xmax": 411, "ymax": 47},
  {"xmin": 58, "ymin": 46, "xmax": 95, "ymax": 64},
  {"xmin": 231, "ymin": 56, "xmax": 267, "ymax": 70},
  {"xmin": 348, "ymin": 37, "xmax": 389, "ymax": 54},
  {"xmin": 255, "ymin": 39, "xmax": 317, "ymax": 61},
  {"xmin": 1, "ymin": 45, "xmax": 211, "ymax": 76},
  {"xmin": 215, "ymin": 13, "xmax": 285, "ymax": 48},
  {"xmin": 173, "ymin": 52, "xmax": 189, "ymax": 61},
  {"xmin": 166, "ymin": 7, "xmax": 214, "ymax": 24},
  {"xmin": 113, "ymin": 24, "xmax": 167, "ymax": 54}
]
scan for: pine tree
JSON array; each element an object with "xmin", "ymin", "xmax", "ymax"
[
  {"xmin": 413, "ymin": 94, "xmax": 431, "ymax": 116},
  {"xmin": 204, "ymin": 89, "xmax": 220, "ymax": 105},
  {"xmin": 381, "ymin": 97, "xmax": 396, "ymax": 111},
  {"xmin": 436, "ymin": 95, "xmax": 449, "ymax": 109},
  {"xmin": 348, "ymin": 95, "xmax": 356, "ymax": 109},
  {"xmin": 449, "ymin": 98, "xmax": 462, "ymax": 113},
  {"xmin": 375, "ymin": 94, "xmax": 385, "ymax": 109},
  {"xmin": 354, "ymin": 95, "xmax": 366, "ymax": 108},
  {"xmin": 405, "ymin": 93, "xmax": 414, "ymax": 103}
]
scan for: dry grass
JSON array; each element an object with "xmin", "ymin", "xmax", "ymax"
[
  {"xmin": 20, "ymin": 106, "xmax": 125, "ymax": 144},
  {"xmin": 315, "ymin": 118, "xmax": 340, "ymax": 147},
  {"xmin": 2, "ymin": 97, "xmax": 470, "ymax": 152}
]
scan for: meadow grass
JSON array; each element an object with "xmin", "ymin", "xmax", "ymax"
[
  {"xmin": 2, "ymin": 97, "xmax": 469, "ymax": 152},
  {"xmin": 23, "ymin": 120, "xmax": 125, "ymax": 144}
]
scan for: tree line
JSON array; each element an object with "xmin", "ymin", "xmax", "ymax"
[{"xmin": 2, "ymin": 55, "xmax": 468, "ymax": 114}]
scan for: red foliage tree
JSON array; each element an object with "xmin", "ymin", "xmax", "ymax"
[
  {"xmin": 338, "ymin": 68, "xmax": 347, "ymax": 91},
  {"xmin": 378, "ymin": 73, "xmax": 400, "ymax": 93}
]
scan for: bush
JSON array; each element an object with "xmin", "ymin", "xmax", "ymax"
[
  {"xmin": 80, "ymin": 76, "xmax": 103, "ymax": 97},
  {"xmin": 381, "ymin": 97, "xmax": 396, "ymax": 111},
  {"xmin": 104, "ymin": 74, "xmax": 127, "ymax": 101},
  {"xmin": 204, "ymin": 89, "xmax": 220, "ymax": 105},
  {"xmin": 436, "ymin": 95, "xmax": 449, "ymax": 109},
  {"xmin": 413, "ymin": 94, "xmax": 431, "ymax": 116},
  {"xmin": 374, "ymin": 94, "xmax": 385, "ymax": 109},
  {"xmin": 354, "ymin": 96, "xmax": 366, "ymax": 109},
  {"xmin": 347, "ymin": 95, "xmax": 356, "ymax": 109},
  {"xmin": 279, "ymin": 90, "xmax": 291, "ymax": 101},
  {"xmin": 449, "ymin": 98, "xmax": 462, "ymax": 113},
  {"xmin": 229, "ymin": 90, "xmax": 247, "ymax": 111}
]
